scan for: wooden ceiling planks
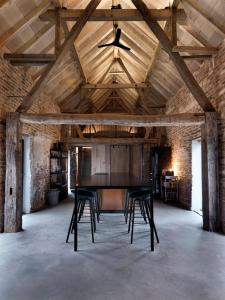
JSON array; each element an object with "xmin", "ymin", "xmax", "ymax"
[{"xmin": 0, "ymin": 0, "xmax": 51, "ymax": 49}]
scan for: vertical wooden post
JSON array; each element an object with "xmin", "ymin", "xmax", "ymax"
[
  {"xmin": 171, "ymin": 8, "xmax": 177, "ymax": 46},
  {"xmin": 201, "ymin": 112, "xmax": 220, "ymax": 231},
  {"xmin": 55, "ymin": 7, "xmax": 61, "ymax": 56},
  {"xmin": 4, "ymin": 112, "xmax": 22, "ymax": 232}
]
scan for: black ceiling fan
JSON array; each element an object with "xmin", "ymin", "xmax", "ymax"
[{"xmin": 98, "ymin": 25, "xmax": 131, "ymax": 51}]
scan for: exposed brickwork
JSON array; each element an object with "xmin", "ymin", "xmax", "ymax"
[
  {"xmin": 166, "ymin": 41, "xmax": 225, "ymax": 232},
  {"xmin": 0, "ymin": 123, "xmax": 6, "ymax": 232},
  {"xmin": 30, "ymin": 135, "xmax": 55, "ymax": 212},
  {"xmin": 0, "ymin": 58, "xmax": 61, "ymax": 232}
]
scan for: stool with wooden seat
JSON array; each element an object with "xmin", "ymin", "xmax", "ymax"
[
  {"xmin": 127, "ymin": 190, "xmax": 159, "ymax": 244},
  {"xmin": 66, "ymin": 190, "xmax": 96, "ymax": 243}
]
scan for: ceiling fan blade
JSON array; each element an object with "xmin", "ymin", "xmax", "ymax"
[
  {"xmin": 115, "ymin": 28, "xmax": 121, "ymax": 43},
  {"xmin": 98, "ymin": 43, "xmax": 113, "ymax": 48},
  {"xmin": 117, "ymin": 43, "xmax": 131, "ymax": 51}
]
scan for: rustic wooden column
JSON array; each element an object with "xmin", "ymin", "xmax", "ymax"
[
  {"xmin": 4, "ymin": 112, "xmax": 23, "ymax": 232},
  {"xmin": 201, "ymin": 112, "xmax": 220, "ymax": 231}
]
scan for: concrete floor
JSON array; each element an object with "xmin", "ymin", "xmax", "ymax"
[{"xmin": 0, "ymin": 199, "xmax": 225, "ymax": 300}]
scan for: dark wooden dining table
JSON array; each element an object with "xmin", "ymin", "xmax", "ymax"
[{"xmin": 71, "ymin": 173, "xmax": 154, "ymax": 252}]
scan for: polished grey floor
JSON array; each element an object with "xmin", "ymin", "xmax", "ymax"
[{"xmin": 0, "ymin": 199, "xmax": 225, "ymax": 300}]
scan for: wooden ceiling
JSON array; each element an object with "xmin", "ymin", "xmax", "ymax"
[{"xmin": 0, "ymin": 0, "xmax": 225, "ymax": 114}]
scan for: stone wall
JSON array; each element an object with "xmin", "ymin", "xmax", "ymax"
[
  {"xmin": 0, "ymin": 57, "xmax": 61, "ymax": 232},
  {"xmin": 166, "ymin": 41, "xmax": 225, "ymax": 232}
]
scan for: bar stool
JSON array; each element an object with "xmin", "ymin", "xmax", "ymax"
[
  {"xmin": 80, "ymin": 188, "xmax": 101, "ymax": 222},
  {"xmin": 127, "ymin": 190, "xmax": 159, "ymax": 244},
  {"xmin": 124, "ymin": 188, "xmax": 148, "ymax": 224},
  {"xmin": 66, "ymin": 190, "xmax": 96, "ymax": 243}
]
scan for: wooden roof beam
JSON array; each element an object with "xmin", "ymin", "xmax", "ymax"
[
  {"xmin": 182, "ymin": 55, "xmax": 213, "ymax": 61},
  {"xmin": 4, "ymin": 53, "xmax": 56, "ymax": 66},
  {"xmin": 117, "ymin": 57, "xmax": 150, "ymax": 113},
  {"xmin": 82, "ymin": 83, "xmax": 149, "ymax": 89},
  {"xmin": 55, "ymin": 7, "xmax": 62, "ymax": 56},
  {"xmin": 20, "ymin": 113, "xmax": 205, "ymax": 127},
  {"xmin": 16, "ymin": 0, "xmax": 102, "ymax": 113},
  {"xmin": 131, "ymin": 0, "xmax": 215, "ymax": 112},
  {"xmin": 144, "ymin": 0, "xmax": 181, "ymax": 86},
  {"xmin": 86, "ymin": 58, "xmax": 115, "ymax": 98},
  {"xmin": 40, "ymin": 8, "xmax": 187, "ymax": 23},
  {"xmin": 62, "ymin": 21, "xmax": 86, "ymax": 83},
  {"xmin": 59, "ymin": 82, "xmax": 82, "ymax": 108},
  {"xmin": 61, "ymin": 59, "xmax": 115, "ymax": 111},
  {"xmin": 171, "ymin": 8, "xmax": 177, "ymax": 46},
  {"xmin": 173, "ymin": 46, "xmax": 218, "ymax": 55}
]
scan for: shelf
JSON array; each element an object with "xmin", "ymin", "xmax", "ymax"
[{"xmin": 50, "ymin": 144, "xmax": 68, "ymax": 199}]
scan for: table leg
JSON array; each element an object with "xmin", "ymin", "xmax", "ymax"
[
  {"xmin": 150, "ymin": 189, "xmax": 154, "ymax": 251},
  {"xmin": 74, "ymin": 187, "xmax": 78, "ymax": 251}
]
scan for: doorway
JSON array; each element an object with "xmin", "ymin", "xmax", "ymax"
[
  {"xmin": 191, "ymin": 139, "xmax": 202, "ymax": 216},
  {"xmin": 22, "ymin": 136, "xmax": 31, "ymax": 214}
]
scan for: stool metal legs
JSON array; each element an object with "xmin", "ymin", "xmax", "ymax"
[
  {"xmin": 66, "ymin": 196, "xmax": 96, "ymax": 246},
  {"xmin": 128, "ymin": 197, "xmax": 159, "ymax": 246}
]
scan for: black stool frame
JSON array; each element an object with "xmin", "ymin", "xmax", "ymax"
[{"xmin": 70, "ymin": 173, "xmax": 155, "ymax": 252}]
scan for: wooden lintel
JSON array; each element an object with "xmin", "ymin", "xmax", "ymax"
[
  {"xmin": 40, "ymin": 8, "xmax": 187, "ymax": 24},
  {"xmin": 62, "ymin": 137, "xmax": 159, "ymax": 145},
  {"xmin": 82, "ymin": 83, "xmax": 149, "ymax": 89},
  {"xmin": 19, "ymin": 113, "xmax": 205, "ymax": 127},
  {"xmin": 173, "ymin": 46, "xmax": 218, "ymax": 54}
]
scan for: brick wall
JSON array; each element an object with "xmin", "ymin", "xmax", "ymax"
[
  {"xmin": 166, "ymin": 41, "xmax": 225, "ymax": 232},
  {"xmin": 0, "ymin": 58, "xmax": 61, "ymax": 232},
  {"xmin": 0, "ymin": 123, "xmax": 6, "ymax": 232}
]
